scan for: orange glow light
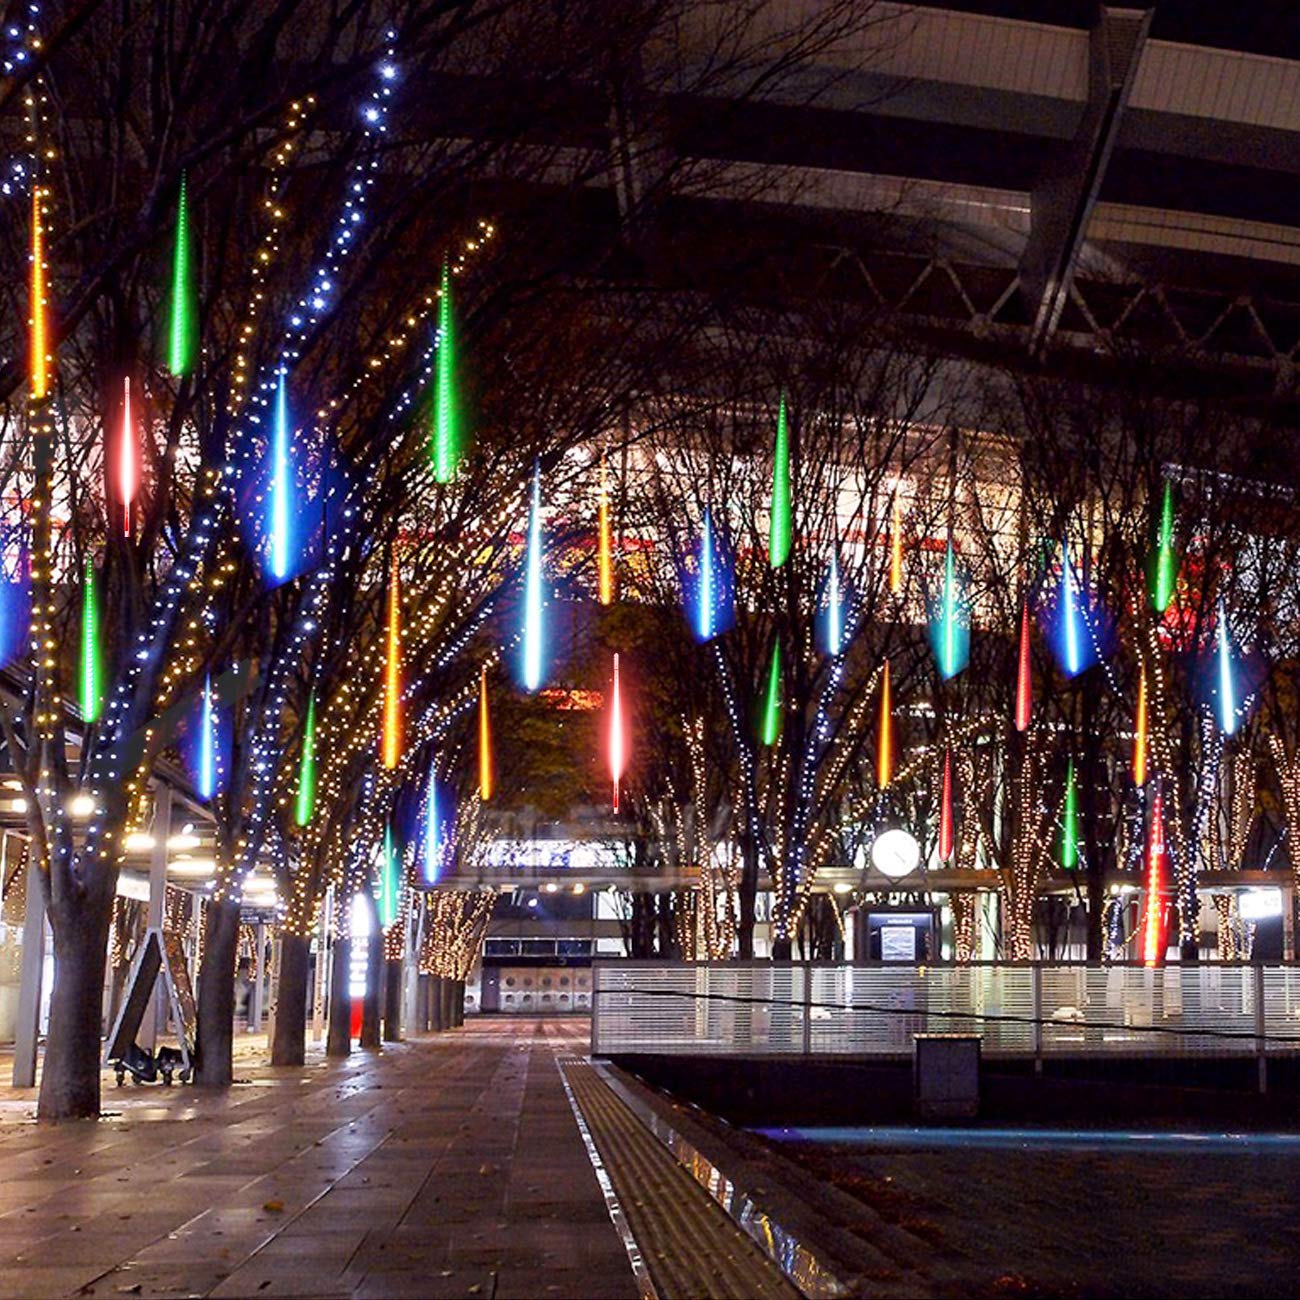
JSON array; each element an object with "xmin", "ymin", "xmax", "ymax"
[
  {"xmin": 1133, "ymin": 665, "xmax": 1148, "ymax": 787},
  {"xmin": 30, "ymin": 186, "xmax": 48, "ymax": 400},
  {"xmin": 888, "ymin": 495, "xmax": 903, "ymax": 595},
  {"xmin": 478, "ymin": 664, "xmax": 494, "ymax": 801},
  {"xmin": 597, "ymin": 457, "xmax": 613, "ymax": 605},
  {"xmin": 877, "ymin": 659, "xmax": 893, "ymax": 789},
  {"xmin": 381, "ymin": 557, "xmax": 401, "ymax": 769}
]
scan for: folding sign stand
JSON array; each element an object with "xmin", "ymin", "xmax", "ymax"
[{"xmin": 104, "ymin": 927, "xmax": 198, "ymax": 1085}]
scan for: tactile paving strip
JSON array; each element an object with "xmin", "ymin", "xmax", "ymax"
[{"xmin": 561, "ymin": 1057, "xmax": 801, "ymax": 1300}]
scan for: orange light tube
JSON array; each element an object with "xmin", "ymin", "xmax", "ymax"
[
  {"xmin": 597, "ymin": 458, "xmax": 613, "ymax": 605},
  {"xmin": 381, "ymin": 557, "xmax": 401, "ymax": 769},
  {"xmin": 888, "ymin": 495, "xmax": 903, "ymax": 596},
  {"xmin": 30, "ymin": 186, "xmax": 48, "ymax": 400},
  {"xmin": 1133, "ymin": 665, "xmax": 1148, "ymax": 787},
  {"xmin": 877, "ymin": 659, "xmax": 893, "ymax": 789},
  {"xmin": 478, "ymin": 664, "xmax": 494, "ymax": 801}
]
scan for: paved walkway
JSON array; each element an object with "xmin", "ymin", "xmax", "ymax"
[{"xmin": 0, "ymin": 1020, "xmax": 643, "ymax": 1299}]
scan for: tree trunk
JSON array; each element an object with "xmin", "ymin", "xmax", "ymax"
[
  {"xmin": 359, "ymin": 929, "xmax": 383, "ymax": 1048},
  {"xmin": 440, "ymin": 976, "xmax": 455, "ymax": 1030},
  {"xmin": 37, "ymin": 893, "xmax": 114, "ymax": 1121},
  {"xmin": 382, "ymin": 958, "xmax": 402, "ymax": 1042},
  {"xmin": 770, "ymin": 936, "xmax": 792, "ymax": 960},
  {"xmin": 630, "ymin": 893, "xmax": 655, "ymax": 957},
  {"xmin": 452, "ymin": 979, "xmax": 465, "ymax": 1026},
  {"xmin": 738, "ymin": 834, "xmax": 759, "ymax": 959},
  {"xmin": 428, "ymin": 976, "xmax": 444, "ymax": 1030},
  {"xmin": 415, "ymin": 974, "xmax": 430, "ymax": 1031},
  {"xmin": 194, "ymin": 897, "xmax": 241, "ymax": 1087},
  {"xmin": 326, "ymin": 934, "xmax": 352, "ymax": 1058},
  {"xmin": 271, "ymin": 931, "xmax": 311, "ymax": 1067}
]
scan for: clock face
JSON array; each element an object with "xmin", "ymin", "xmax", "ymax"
[{"xmin": 871, "ymin": 828, "xmax": 920, "ymax": 879}]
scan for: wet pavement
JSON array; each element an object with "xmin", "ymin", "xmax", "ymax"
[{"xmin": 0, "ymin": 1020, "xmax": 640, "ymax": 1299}]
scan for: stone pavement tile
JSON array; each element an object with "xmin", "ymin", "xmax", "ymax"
[
  {"xmin": 208, "ymin": 1260, "xmax": 354, "ymax": 1298},
  {"xmin": 0, "ymin": 1263, "xmax": 109, "ymax": 1298},
  {"xmin": 253, "ymin": 1228, "xmax": 370, "ymax": 1262},
  {"xmin": 350, "ymin": 1267, "xmax": 495, "ymax": 1299},
  {"xmin": 86, "ymin": 1261, "xmax": 238, "ymax": 1297},
  {"xmin": 493, "ymin": 1266, "xmax": 642, "ymax": 1299}
]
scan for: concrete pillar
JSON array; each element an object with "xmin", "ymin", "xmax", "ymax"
[
  {"xmin": 12, "ymin": 850, "xmax": 46, "ymax": 1088},
  {"xmin": 312, "ymin": 887, "xmax": 332, "ymax": 1044},
  {"xmin": 265, "ymin": 931, "xmax": 281, "ymax": 1044},
  {"xmin": 250, "ymin": 921, "xmax": 267, "ymax": 1031},
  {"xmin": 139, "ymin": 785, "xmax": 171, "ymax": 1051}
]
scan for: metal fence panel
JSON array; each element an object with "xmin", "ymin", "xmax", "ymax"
[{"xmin": 592, "ymin": 961, "xmax": 1300, "ymax": 1061}]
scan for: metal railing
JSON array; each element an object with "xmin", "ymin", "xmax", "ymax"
[{"xmin": 592, "ymin": 961, "xmax": 1300, "ymax": 1072}]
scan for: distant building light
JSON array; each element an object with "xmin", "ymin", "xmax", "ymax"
[{"xmin": 538, "ymin": 688, "xmax": 603, "ymax": 711}]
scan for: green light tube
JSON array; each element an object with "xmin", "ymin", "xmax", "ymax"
[
  {"xmin": 167, "ymin": 174, "xmax": 196, "ymax": 377},
  {"xmin": 79, "ymin": 558, "xmax": 101, "ymax": 723},
  {"xmin": 294, "ymin": 690, "xmax": 317, "ymax": 827},
  {"xmin": 1151, "ymin": 481, "xmax": 1176, "ymax": 614},
  {"xmin": 432, "ymin": 259, "xmax": 460, "ymax": 483},
  {"xmin": 1061, "ymin": 758, "xmax": 1080, "ymax": 870},
  {"xmin": 760, "ymin": 639, "xmax": 782, "ymax": 745},
  {"xmin": 769, "ymin": 393, "xmax": 791, "ymax": 567}
]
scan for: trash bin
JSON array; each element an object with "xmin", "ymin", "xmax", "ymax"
[{"xmin": 913, "ymin": 1033, "xmax": 981, "ymax": 1119}]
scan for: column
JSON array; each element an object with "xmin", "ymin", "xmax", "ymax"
[
  {"xmin": 139, "ymin": 784, "xmax": 171, "ymax": 1052},
  {"xmin": 12, "ymin": 848, "xmax": 46, "ymax": 1088}
]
